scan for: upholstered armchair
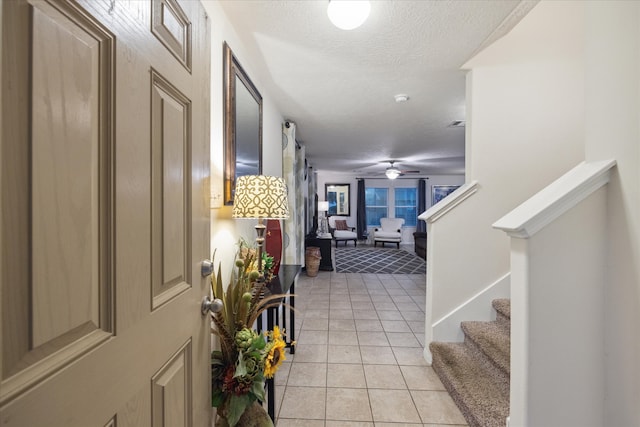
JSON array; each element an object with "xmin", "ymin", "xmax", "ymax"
[
  {"xmin": 328, "ymin": 216, "xmax": 358, "ymax": 247},
  {"xmin": 373, "ymin": 218, "xmax": 405, "ymax": 249}
]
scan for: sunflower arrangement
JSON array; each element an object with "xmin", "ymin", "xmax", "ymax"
[{"xmin": 210, "ymin": 242, "xmax": 289, "ymax": 427}]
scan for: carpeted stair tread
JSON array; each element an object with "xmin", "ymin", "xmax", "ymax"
[
  {"xmin": 430, "ymin": 342, "xmax": 509, "ymax": 427},
  {"xmin": 492, "ymin": 299, "xmax": 511, "ymax": 320},
  {"xmin": 461, "ymin": 320, "xmax": 510, "ymax": 376}
]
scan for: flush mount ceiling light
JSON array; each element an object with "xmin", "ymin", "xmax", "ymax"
[
  {"xmin": 327, "ymin": 0, "xmax": 371, "ymax": 30},
  {"xmin": 394, "ymin": 94, "xmax": 409, "ymax": 103}
]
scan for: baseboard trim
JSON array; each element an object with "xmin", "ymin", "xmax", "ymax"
[
  {"xmin": 432, "ymin": 273, "xmax": 510, "ymax": 342},
  {"xmin": 423, "ymin": 346, "xmax": 433, "ymax": 365}
]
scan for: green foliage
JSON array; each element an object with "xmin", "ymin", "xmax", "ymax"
[
  {"xmin": 212, "ymin": 388, "xmax": 225, "ymax": 408},
  {"xmin": 227, "ymin": 393, "xmax": 254, "ymax": 427},
  {"xmin": 210, "ymin": 240, "xmax": 287, "ymax": 427}
]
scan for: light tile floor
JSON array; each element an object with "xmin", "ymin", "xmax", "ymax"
[{"xmin": 273, "ymin": 269, "xmax": 468, "ymax": 426}]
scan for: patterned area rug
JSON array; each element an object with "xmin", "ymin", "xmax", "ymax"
[{"xmin": 335, "ymin": 246, "xmax": 426, "ymax": 274}]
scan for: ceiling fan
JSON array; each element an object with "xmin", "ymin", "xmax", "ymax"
[{"xmin": 385, "ymin": 161, "xmax": 420, "ymax": 179}]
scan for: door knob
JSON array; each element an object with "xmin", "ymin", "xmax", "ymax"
[
  {"xmin": 201, "ymin": 296, "xmax": 223, "ymax": 315},
  {"xmin": 201, "ymin": 259, "xmax": 214, "ymax": 277}
]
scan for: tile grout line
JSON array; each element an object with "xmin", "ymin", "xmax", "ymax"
[
  {"xmin": 278, "ymin": 270, "xmax": 466, "ymax": 426},
  {"xmin": 348, "ymin": 273, "xmax": 375, "ymax": 424}
]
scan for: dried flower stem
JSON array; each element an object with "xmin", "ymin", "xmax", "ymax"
[{"xmin": 211, "ymin": 312, "xmax": 236, "ymax": 363}]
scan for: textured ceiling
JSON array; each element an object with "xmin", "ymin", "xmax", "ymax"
[{"xmin": 217, "ymin": 0, "xmax": 535, "ymax": 176}]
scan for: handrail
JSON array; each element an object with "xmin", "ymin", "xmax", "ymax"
[
  {"xmin": 493, "ymin": 160, "xmax": 616, "ymax": 238},
  {"xmin": 418, "ymin": 180, "xmax": 479, "ymax": 224}
]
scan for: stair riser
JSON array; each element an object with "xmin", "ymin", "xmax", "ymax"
[
  {"xmin": 496, "ymin": 312, "xmax": 511, "ymax": 329},
  {"xmin": 492, "ymin": 298, "xmax": 510, "ymax": 315},
  {"xmin": 429, "ymin": 342, "xmax": 510, "ymax": 427},
  {"xmin": 463, "ymin": 334, "xmax": 510, "ymax": 385},
  {"xmin": 460, "ymin": 320, "xmax": 510, "ymax": 376},
  {"xmin": 429, "ymin": 299, "xmax": 512, "ymax": 427},
  {"xmin": 431, "ymin": 359, "xmax": 485, "ymax": 427}
]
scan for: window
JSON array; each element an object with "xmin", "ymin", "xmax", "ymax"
[
  {"xmin": 365, "ymin": 188, "xmax": 387, "ymax": 226},
  {"xmin": 394, "ymin": 188, "xmax": 417, "ymax": 227},
  {"xmin": 364, "ymin": 187, "xmax": 418, "ymax": 228}
]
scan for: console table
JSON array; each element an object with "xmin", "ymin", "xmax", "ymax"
[
  {"xmin": 264, "ymin": 264, "xmax": 300, "ymax": 352},
  {"xmin": 305, "ymin": 235, "xmax": 334, "ymax": 271},
  {"xmin": 260, "ymin": 264, "xmax": 300, "ymax": 421}
]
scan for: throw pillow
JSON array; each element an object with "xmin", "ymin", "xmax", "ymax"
[{"xmin": 335, "ymin": 219, "xmax": 348, "ymax": 230}]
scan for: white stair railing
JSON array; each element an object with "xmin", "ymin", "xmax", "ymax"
[
  {"xmin": 418, "ymin": 180, "xmax": 479, "ymax": 363},
  {"xmin": 493, "ymin": 159, "xmax": 616, "ymax": 427}
]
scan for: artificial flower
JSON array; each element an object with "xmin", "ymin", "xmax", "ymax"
[
  {"xmin": 209, "ymin": 240, "xmax": 291, "ymax": 427},
  {"xmin": 263, "ymin": 327, "xmax": 286, "ymax": 379}
]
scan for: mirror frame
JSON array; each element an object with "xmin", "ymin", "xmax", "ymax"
[
  {"xmin": 223, "ymin": 42, "xmax": 263, "ymax": 206},
  {"xmin": 325, "ymin": 183, "xmax": 351, "ymax": 217}
]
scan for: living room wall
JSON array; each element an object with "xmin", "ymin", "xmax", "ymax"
[{"xmin": 316, "ymin": 171, "xmax": 464, "ymax": 243}]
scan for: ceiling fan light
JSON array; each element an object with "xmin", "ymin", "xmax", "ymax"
[
  {"xmin": 385, "ymin": 168, "xmax": 400, "ymax": 179},
  {"xmin": 327, "ymin": 0, "xmax": 371, "ymax": 30}
]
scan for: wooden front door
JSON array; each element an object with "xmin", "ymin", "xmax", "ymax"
[{"xmin": 0, "ymin": 0, "xmax": 211, "ymax": 425}]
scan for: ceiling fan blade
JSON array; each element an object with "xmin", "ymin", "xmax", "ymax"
[{"xmin": 400, "ymin": 170, "xmax": 420, "ymax": 174}]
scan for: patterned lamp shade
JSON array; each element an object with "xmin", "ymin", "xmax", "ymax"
[{"xmin": 232, "ymin": 175, "xmax": 290, "ymax": 219}]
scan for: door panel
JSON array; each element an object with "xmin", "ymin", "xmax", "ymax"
[
  {"xmin": 151, "ymin": 69, "xmax": 192, "ymax": 310},
  {"xmin": 31, "ymin": 0, "xmax": 107, "ymax": 349},
  {"xmin": 0, "ymin": 0, "xmax": 211, "ymax": 425},
  {"xmin": 151, "ymin": 340, "xmax": 192, "ymax": 427},
  {"xmin": 1, "ymin": 0, "xmax": 115, "ymax": 402},
  {"xmin": 151, "ymin": 0, "xmax": 191, "ymax": 72}
]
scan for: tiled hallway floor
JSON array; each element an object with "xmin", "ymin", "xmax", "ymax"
[{"xmin": 273, "ymin": 269, "xmax": 468, "ymax": 426}]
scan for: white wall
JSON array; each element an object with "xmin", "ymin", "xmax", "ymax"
[
  {"xmin": 428, "ymin": 0, "xmax": 585, "ymax": 324},
  {"xmin": 442, "ymin": 1, "xmax": 639, "ymax": 424},
  {"xmin": 582, "ymin": 2, "xmax": 639, "ymax": 425},
  {"xmin": 316, "ymin": 171, "xmax": 463, "ymax": 243},
  {"xmin": 201, "ymin": 1, "xmax": 285, "ymax": 282}
]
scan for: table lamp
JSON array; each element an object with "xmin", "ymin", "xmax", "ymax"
[
  {"xmin": 232, "ymin": 175, "xmax": 289, "ymax": 277},
  {"xmin": 317, "ymin": 201, "xmax": 329, "ymax": 235}
]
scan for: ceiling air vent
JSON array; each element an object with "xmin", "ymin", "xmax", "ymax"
[{"xmin": 448, "ymin": 120, "xmax": 465, "ymax": 128}]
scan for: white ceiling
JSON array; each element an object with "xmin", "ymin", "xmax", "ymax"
[{"xmin": 218, "ymin": 0, "xmax": 535, "ymax": 177}]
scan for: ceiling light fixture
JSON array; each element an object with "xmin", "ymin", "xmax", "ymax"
[
  {"xmin": 327, "ymin": 0, "xmax": 371, "ymax": 30},
  {"xmin": 385, "ymin": 166, "xmax": 401, "ymax": 180},
  {"xmin": 394, "ymin": 94, "xmax": 409, "ymax": 103}
]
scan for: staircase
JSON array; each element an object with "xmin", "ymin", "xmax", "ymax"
[{"xmin": 430, "ymin": 299, "xmax": 511, "ymax": 427}]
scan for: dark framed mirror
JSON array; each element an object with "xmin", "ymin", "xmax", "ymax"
[
  {"xmin": 224, "ymin": 42, "xmax": 262, "ymax": 205},
  {"xmin": 325, "ymin": 183, "xmax": 351, "ymax": 216}
]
